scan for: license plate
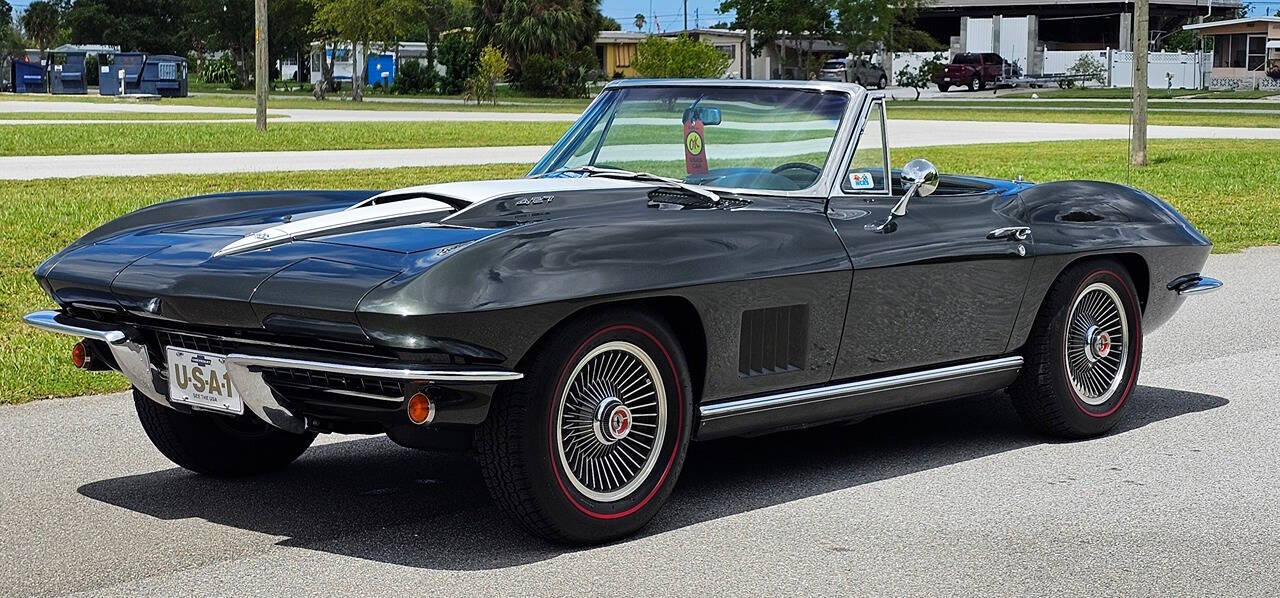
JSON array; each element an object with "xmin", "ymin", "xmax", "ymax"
[{"xmin": 167, "ymin": 347, "xmax": 243, "ymax": 415}]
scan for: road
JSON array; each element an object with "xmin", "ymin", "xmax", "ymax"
[
  {"xmin": 5, "ymin": 120, "xmax": 1280, "ymax": 180},
  {"xmin": 1, "ymin": 247, "xmax": 1277, "ymax": 597}
]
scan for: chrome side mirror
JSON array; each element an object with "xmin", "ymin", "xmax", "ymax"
[{"xmin": 867, "ymin": 158, "xmax": 939, "ymax": 232}]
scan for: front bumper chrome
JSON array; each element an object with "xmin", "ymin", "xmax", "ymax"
[{"xmin": 23, "ymin": 310, "xmax": 523, "ymax": 433}]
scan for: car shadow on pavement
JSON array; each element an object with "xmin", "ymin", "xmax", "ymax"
[{"xmin": 77, "ymin": 384, "xmax": 1225, "ymax": 570}]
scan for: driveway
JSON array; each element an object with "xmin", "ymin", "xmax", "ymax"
[
  {"xmin": 1, "ymin": 247, "xmax": 1277, "ymax": 597},
  {"xmin": 5, "ymin": 120, "xmax": 1280, "ymax": 180}
]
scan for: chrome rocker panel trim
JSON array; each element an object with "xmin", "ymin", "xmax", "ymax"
[
  {"xmin": 697, "ymin": 356, "xmax": 1025, "ymax": 439},
  {"xmin": 23, "ymin": 310, "xmax": 524, "ymax": 433}
]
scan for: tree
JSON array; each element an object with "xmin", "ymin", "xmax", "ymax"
[
  {"xmin": 21, "ymin": 1, "xmax": 60, "ymax": 58},
  {"xmin": 634, "ymin": 13, "xmax": 645, "ymax": 32},
  {"xmin": 894, "ymin": 53, "xmax": 943, "ymax": 100},
  {"xmin": 467, "ymin": 44, "xmax": 505, "ymax": 104},
  {"xmin": 832, "ymin": 0, "xmax": 937, "ymax": 55},
  {"xmin": 474, "ymin": 0, "xmax": 602, "ymax": 82},
  {"xmin": 720, "ymin": 0, "xmax": 834, "ymax": 78},
  {"xmin": 1, "ymin": 1, "xmax": 13, "ymax": 25},
  {"xmin": 311, "ymin": 0, "xmax": 414, "ymax": 101},
  {"xmin": 65, "ymin": 0, "xmax": 189, "ymax": 54},
  {"xmin": 599, "ymin": 15, "xmax": 620, "ymax": 31},
  {"xmin": 437, "ymin": 29, "xmax": 478, "ymax": 94},
  {"xmin": 633, "ymin": 35, "xmax": 731, "ymax": 78}
]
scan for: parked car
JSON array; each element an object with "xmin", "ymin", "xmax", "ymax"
[
  {"xmin": 26, "ymin": 79, "xmax": 1220, "ymax": 545},
  {"xmin": 934, "ymin": 52, "xmax": 1021, "ymax": 91},
  {"xmin": 819, "ymin": 55, "xmax": 888, "ymax": 89}
]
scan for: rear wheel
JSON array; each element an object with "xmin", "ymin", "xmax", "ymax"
[
  {"xmin": 966, "ymin": 77, "xmax": 977, "ymax": 91},
  {"xmin": 1010, "ymin": 260, "xmax": 1143, "ymax": 438},
  {"xmin": 938, "ymin": 83, "xmax": 950, "ymax": 92},
  {"xmin": 476, "ymin": 309, "xmax": 693, "ymax": 544},
  {"xmin": 133, "ymin": 390, "xmax": 316, "ymax": 476}
]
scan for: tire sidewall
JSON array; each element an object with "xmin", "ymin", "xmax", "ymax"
[
  {"xmin": 518, "ymin": 312, "xmax": 693, "ymax": 542},
  {"xmin": 1047, "ymin": 267, "xmax": 1143, "ymax": 434}
]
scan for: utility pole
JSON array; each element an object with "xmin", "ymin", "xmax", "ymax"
[
  {"xmin": 1130, "ymin": 0, "xmax": 1148, "ymax": 166},
  {"xmin": 254, "ymin": 0, "xmax": 269, "ymax": 132},
  {"xmin": 684, "ymin": 0, "xmax": 688, "ymax": 32}
]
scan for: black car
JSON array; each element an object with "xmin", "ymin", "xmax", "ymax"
[{"xmin": 25, "ymin": 80, "xmax": 1221, "ymax": 544}]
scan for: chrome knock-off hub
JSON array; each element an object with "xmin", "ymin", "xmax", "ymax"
[
  {"xmin": 1083, "ymin": 325, "xmax": 1112, "ymax": 362},
  {"xmin": 593, "ymin": 397, "xmax": 633, "ymax": 444}
]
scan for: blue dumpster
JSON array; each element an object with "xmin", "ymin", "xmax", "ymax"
[
  {"xmin": 12, "ymin": 58, "xmax": 46, "ymax": 93},
  {"xmin": 50, "ymin": 50, "xmax": 88, "ymax": 94},
  {"xmin": 99, "ymin": 52, "xmax": 144, "ymax": 95},
  {"xmin": 139, "ymin": 55, "xmax": 188, "ymax": 97},
  {"xmin": 367, "ymin": 53, "xmax": 395, "ymax": 87}
]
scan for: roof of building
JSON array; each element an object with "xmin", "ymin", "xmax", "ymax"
[
  {"xmin": 1182, "ymin": 16, "xmax": 1280, "ymax": 32},
  {"xmin": 659, "ymin": 28, "xmax": 747, "ymax": 38},
  {"xmin": 52, "ymin": 44, "xmax": 121, "ymax": 54},
  {"xmin": 596, "ymin": 30, "xmax": 648, "ymax": 43}
]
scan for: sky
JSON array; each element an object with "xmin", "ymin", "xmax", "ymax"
[{"xmin": 600, "ymin": 0, "xmax": 737, "ymax": 33}]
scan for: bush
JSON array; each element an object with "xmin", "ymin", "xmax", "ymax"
[
  {"xmin": 895, "ymin": 54, "xmax": 945, "ymax": 100},
  {"xmin": 392, "ymin": 59, "xmax": 436, "ymax": 95},
  {"xmin": 467, "ymin": 45, "xmax": 507, "ymax": 105},
  {"xmin": 633, "ymin": 35, "xmax": 731, "ymax": 78},
  {"xmin": 438, "ymin": 32, "xmax": 479, "ymax": 95},
  {"xmin": 199, "ymin": 53, "xmax": 237, "ymax": 86},
  {"xmin": 518, "ymin": 48, "xmax": 595, "ymax": 98},
  {"xmin": 1066, "ymin": 54, "xmax": 1106, "ymax": 88}
]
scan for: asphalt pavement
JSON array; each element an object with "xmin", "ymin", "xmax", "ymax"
[
  {"xmin": 1, "ymin": 247, "xmax": 1277, "ymax": 597},
  {"xmin": 6, "ymin": 120, "xmax": 1280, "ymax": 180}
]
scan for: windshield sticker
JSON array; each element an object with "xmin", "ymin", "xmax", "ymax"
[
  {"xmin": 683, "ymin": 120, "xmax": 709, "ymax": 175},
  {"xmin": 849, "ymin": 172, "xmax": 875, "ymax": 189}
]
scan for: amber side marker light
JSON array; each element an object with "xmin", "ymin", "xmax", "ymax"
[
  {"xmin": 407, "ymin": 391, "xmax": 434, "ymax": 425},
  {"xmin": 71, "ymin": 341, "xmax": 89, "ymax": 369}
]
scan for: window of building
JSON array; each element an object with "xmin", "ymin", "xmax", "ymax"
[
  {"xmin": 1246, "ymin": 35, "xmax": 1266, "ymax": 70},
  {"xmin": 715, "ymin": 44, "xmax": 736, "ymax": 61}
]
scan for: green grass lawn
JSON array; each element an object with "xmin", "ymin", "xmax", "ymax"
[
  {"xmin": 1, "ymin": 92, "xmax": 590, "ymax": 113},
  {"xmin": 2, "ymin": 138, "xmax": 1275, "ymax": 404},
  {"xmin": 0, "ymin": 111, "xmax": 286, "ymax": 121},
  {"xmin": 1002, "ymin": 87, "xmax": 1280, "ymax": 99},
  {"xmin": 0, "ymin": 120, "xmax": 570, "ymax": 156},
  {"xmin": 887, "ymin": 106, "xmax": 1280, "ymax": 128}
]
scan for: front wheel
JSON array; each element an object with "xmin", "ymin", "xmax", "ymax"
[
  {"xmin": 938, "ymin": 83, "xmax": 950, "ymax": 92},
  {"xmin": 476, "ymin": 309, "xmax": 693, "ymax": 544},
  {"xmin": 1009, "ymin": 260, "xmax": 1143, "ymax": 438},
  {"xmin": 133, "ymin": 390, "xmax": 316, "ymax": 476}
]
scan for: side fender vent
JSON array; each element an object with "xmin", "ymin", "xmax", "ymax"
[{"xmin": 739, "ymin": 304, "xmax": 808, "ymax": 377}]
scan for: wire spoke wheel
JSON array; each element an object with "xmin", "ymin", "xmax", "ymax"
[
  {"xmin": 556, "ymin": 341, "xmax": 667, "ymax": 503},
  {"xmin": 1064, "ymin": 282, "xmax": 1130, "ymax": 406}
]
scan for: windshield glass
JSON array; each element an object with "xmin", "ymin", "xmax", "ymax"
[{"xmin": 534, "ymin": 86, "xmax": 851, "ymax": 192}]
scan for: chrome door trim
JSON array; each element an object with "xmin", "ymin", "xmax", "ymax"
[{"xmin": 699, "ymin": 356, "xmax": 1024, "ymax": 420}]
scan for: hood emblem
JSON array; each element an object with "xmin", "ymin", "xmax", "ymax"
[{"xmin": 515, "ymin": 195, "xmax": 554, "ymax": 206}]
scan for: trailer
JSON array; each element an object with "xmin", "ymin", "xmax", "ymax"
[{"xmin": 993, "ymin": 72, "xmax": 1099, "ymax": 92}]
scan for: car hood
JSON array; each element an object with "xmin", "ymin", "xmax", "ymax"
[{"xmin": 36, "ymin": 177, "xmax": 654, "ymax": 335}]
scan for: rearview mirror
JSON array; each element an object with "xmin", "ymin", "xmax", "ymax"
[{"xmin": 683, "ymin": 106, "xmax": 722, "ymax": 126}]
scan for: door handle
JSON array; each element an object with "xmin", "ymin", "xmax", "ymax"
[{"xmin": 987, "ymin": 226, "xmax": 1031, "ymax": 241}]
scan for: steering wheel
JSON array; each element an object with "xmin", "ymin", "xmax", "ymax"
[
  {"xmin": 771, "ymin": 162, "xmax": 822, "ymax": 177},
  {"xmin": 771, "ymin": 162, "xmax": 823, "ymax": 185}
]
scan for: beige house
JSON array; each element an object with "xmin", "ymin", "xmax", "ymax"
[{"xmin": 1183, "ymin": 16, "xmax": 1280, "ymax": 90}]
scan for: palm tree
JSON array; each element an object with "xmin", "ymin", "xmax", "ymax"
[
  {"xmin": 20, "ymin": 0, "xmax": 60, "ymax": 61},
  {"xmin": 634, "ymin": 13, "xmax": 645, "ymax": 32}
]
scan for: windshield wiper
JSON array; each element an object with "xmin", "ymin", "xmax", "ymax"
[{"xmin": 551, "ymin": 166, "xmax": 721, "ymax": 205}]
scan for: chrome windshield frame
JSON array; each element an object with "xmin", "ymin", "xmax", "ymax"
[{"xmin": 527, "ymin": 79, "xmax": 871, "ymax": 200}]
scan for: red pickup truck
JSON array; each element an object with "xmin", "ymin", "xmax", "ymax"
[{"xmin": 933, "ymin": 52, "xmax": 1021, "ymax": 92}]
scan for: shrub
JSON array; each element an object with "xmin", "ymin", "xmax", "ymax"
[
  {"xmin": 633, "ymin": 35, "xmax": 731, "ymax": 78},
  {"xmin": 392, "ymin": 59, "xmax": 436, "ymax": 95},
  {"xmin": 199, "ymin": 53, "xmax": 237, "ymax": 85},
  {"xmin": 1066, "ymin": 54, "xmax": 1106, "ymax": 88},
  {"xmin": 895, "ymin": 53, "xmax": 945, "ymax": 100},
  {"xmin": 439, "ymin": 32, "xmax": 479, "ymax": 95},
  {"xmin": 518, "ymin": 48, "xmax": 596, "ymax": 98},
  {"xmin": 467, "ymin": 45, "xmax": 507, "ymax": 105}
]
